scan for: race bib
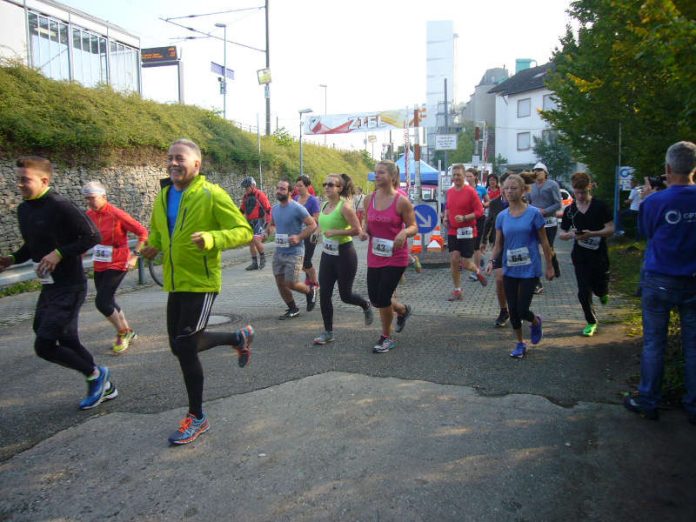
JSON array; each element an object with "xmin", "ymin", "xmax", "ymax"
[
  {"xmin": 275, "ymin": 234, "xmax": 290, "ymax": 248},
  {"xmin": 506, "ymin": 247, "xmax": 532, "ymax": 267},
  {"xmin": 577, "ymin": 236, "xmax": 601, "ymax": 250},
  {"xmin": 92, "ymin": 244, "xmax": 113, "ymax": 263},
  {"xmin": 544, "ymin": 216, "xmax": 558, "ymax": 227},
  {"xmin": 371, "ymin": 237, "xmax": 394, "ymax": 257},
  {"xmin": 322, "ymin": 238, "xmax": 339, "ymax": 256},
  {"xmin": 33, "ymin": 262, "xmax": 54, "ymax": 285},
  {"xmin": 456, "ymin": 227, "xmax": 474, "ymax": 239}
]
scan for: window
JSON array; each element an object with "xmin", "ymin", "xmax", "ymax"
[
  {"xmin": 28, "ymin": 12, "xmax": 70, "ymax": 81},
  {"xmin": 543, "ymin": 94, "xmax": 557, "ymax": 111},
  {"xmin": 517, "ymin": 132, "xmax": 531, "ymax": 151},
  {"xmin": 517, "ymin": 98, "xmax": 531, "ymax": 118}
]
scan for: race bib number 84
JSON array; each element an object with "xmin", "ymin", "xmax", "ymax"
[{"xmin": 506, "ymin": 247, "xmax": 531, "ymax": 267}]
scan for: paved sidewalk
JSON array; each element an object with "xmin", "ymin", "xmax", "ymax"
[{"xmin": 1, "ymin": 240, "xmax": 694, "ymax": 521}]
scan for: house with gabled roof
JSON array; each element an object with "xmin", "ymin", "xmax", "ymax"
[{"xmin": 489, "ymin": 62, "xmax": 558, "ymax": 170}]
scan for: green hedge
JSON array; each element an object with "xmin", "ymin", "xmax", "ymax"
[{"xmin": 0, "ymin": 62, "xmax": 373, "ymax": 187}]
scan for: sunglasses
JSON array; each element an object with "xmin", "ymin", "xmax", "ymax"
[{"xmin": 322, "ymin": 182, "xmax": 340, "ymax": 188}]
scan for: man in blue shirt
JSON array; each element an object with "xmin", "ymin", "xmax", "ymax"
[
  {"xmin": 624, "ymin": 141, "xmax": 696, "ymax": 425},
  {"xmin": 270, "ymin": 179, "xmax": 317, "ymax": 319}
]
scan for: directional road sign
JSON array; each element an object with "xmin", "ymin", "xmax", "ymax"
[{"xmin": 414, "ymin": 204, "xmax": 438, "ymax": 234}]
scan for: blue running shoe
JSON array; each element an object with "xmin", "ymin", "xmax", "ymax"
[
  {"xmin": 510, "ymin": 342, "xmax": 527, "ymax": 359},
  {"xmin": 168, "ymin": 413, "xmax": 210, "ymax": 445},
  {"xmin": 623, "ymin": 396, "xmax": 658, "ymax": 420},
  {"xmin": 79, "ymin": 366, "xmax": 110, "ymax": 410},
  {"xmin": 530, "ymin": 315, "xmax": 543, "ymax": 345},
  {"xmin": 235, "ymin": 325, "xmax": 254, "ymax": 368}
]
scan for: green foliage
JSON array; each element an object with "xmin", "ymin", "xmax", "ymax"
[
  {"xmin": 272, "ymin": 127, "xmax": 294, "ymax": 147},
  {"xmin": 543, "ymin": 0, "xmax": 696, "ymax": 192},
  {"xmin": 532, "ymin": 133, "xmax": 574, "ymax": 182},
  {"xmin": 492, "ymin": 153, "xmax": 509, "ymax": 175},
  {"xmin": 0, "ymin": 279, "xmax": 42, "ymax": 298},
  {"xmin": 0, "ymin": 62, "xmax": 372, "ymax": 184}
]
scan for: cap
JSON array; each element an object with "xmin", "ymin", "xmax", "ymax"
[
  {"xmin": 81, "ymin": 181, "xmax": 106, "ymax": 196},
  {"xmin": 532, "ymin": 162, "xmax": 548, "ymax": 173}
]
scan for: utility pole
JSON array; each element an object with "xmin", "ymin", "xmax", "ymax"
[
  {"xmin": 264, "ymin": 0, "xmax": 271, "ymax": 135},
  {"xmin": 443, "ymin": 78, "xmax": 449, "ymax": 171}
]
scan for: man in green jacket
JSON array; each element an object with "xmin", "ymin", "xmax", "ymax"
[{"xmin": 142, "ymin": 138, "xmax": 254, "ymax": 446}]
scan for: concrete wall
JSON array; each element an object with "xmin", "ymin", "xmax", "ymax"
[{"xmin": 0, "ymin": 158, "xmax": 249, "ymax": 254}]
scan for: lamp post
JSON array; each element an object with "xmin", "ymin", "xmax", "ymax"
[
  {"xmin": 319, "ymin": 83, "xmax": 327, "ymax": 146},
  {"xmin": 214, "ymin": 22, "xmax": 227, "ymax": 119},
  {"xmin": 298, "ymin": 108, "xmax": 313, "ymax": 176}
]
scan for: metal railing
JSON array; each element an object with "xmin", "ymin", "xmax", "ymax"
[{"xmin": 0, "ymin": 239, "xmax": 146, "ymax": 288}]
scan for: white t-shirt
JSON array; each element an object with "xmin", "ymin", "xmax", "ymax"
[{"xmin": 628, "ymin": 187, "xmax": 642, "ymax": 211}]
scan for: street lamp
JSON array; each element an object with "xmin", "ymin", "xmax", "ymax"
[
  {"xmin": 319, "ymin": 84, "xmax": 327, "ymax": 146},
  {"xmin": 298, "ymin": 108, "xmax": 313, "ymax": 176},
  {"xmin": 214, "ymin": 22, "xmax": 227, "ymax": 119}
]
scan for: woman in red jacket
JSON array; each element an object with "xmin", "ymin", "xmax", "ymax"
[{"xmin": 83, "ymin": 181, "xmax": 148, "ymax": 353}]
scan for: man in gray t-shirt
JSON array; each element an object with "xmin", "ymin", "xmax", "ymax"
[
  {"xmin": 270, "ymin": 179, "xmax": 317, "ymax": 319},
  {"xmin": 529, "ymin": 162, "xmax": 562, "ymax": 288}
]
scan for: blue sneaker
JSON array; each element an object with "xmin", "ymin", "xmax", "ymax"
[
  {"xmin": 510, "ymin": 342, "xmax": 527, "ymax": 359},
  {"xmin": 235, "ymin": 324, "xmax": 254, "ymax": 368},
  {"xmin": 530, "ymin": 315, "xmax": 543, "ymax": 345},
  {"xmin": 373, "ymin": 336, "xmax": 397, "ymax": 353},
  {"xmin": 168, "ymin": 413, "xmax": 210, "ymax": 445},
  {"xmin": 623, "ymin": 396, "xmax": 658, "ymax": 420},
  {"xmin": 79, "ymin": 366, "xmax": 110, "ymax": 410}
]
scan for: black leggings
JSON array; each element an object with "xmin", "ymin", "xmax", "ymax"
[
  {"xmin": 318, "ymin": 243, "xmax": 369, "ymax": 331},
  {"xmin": 503, "ymin": 276, "xmax": 538, "ymax": 330},
  {"xmin": 367, "ymin": 266, "xmax": 406, "ymax": 308},
  {"xmin": 302, "ymin": 237, "xmax": 317, "ymax": 270},
  {"xmin": 35, "ymin": 335, "xmax": 95, "ymax": 376},
  {"xmin": 167, "ymin": 292, "xmax": 243, "ymax": 418},
  {"xmin": 94, "ymin": 270, "xmax": 127, "ymax": 317},
  {"xmin": 574, "ymin": 261, "xmax": 609, "ymax": 324}
]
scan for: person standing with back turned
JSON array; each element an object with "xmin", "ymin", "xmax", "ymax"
[
  {"xmin": 0, "ymin": 157, "xmax": 113, "ymax": 410},
  {"xmin": 624, "ymin": 141, "xmax": 696, "ymax": 425},
  {"xmin": 141, "ymin": 139, "xmax": 254, "ymax": 446}
]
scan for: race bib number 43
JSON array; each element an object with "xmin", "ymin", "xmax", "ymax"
[
  {"xmin": 372, "ymin": 237, "xmax": 394, "ymax": 257},
  {"xmin": 506, "ymin": 247, "xmax": 531, "ymax": 266}
]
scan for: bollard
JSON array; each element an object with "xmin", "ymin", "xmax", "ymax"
[{"xmin": 137, "ymin": 257, "xmax": 145, "ymax": 285}]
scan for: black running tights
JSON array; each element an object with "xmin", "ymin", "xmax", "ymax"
[
  {"xmin": 574, "ymin": 262, "xmax": 609, "ymax": 324},
  {"xmin": 503, "ymin": 276, "xmax": 538, "ymax": 330},
  {"xmin": 318, "ymin": 243, "xmax": 369, "ymax": 332}
]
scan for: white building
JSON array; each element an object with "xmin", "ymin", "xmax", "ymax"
[
  {"xmin": 0, "ymin": 0, "xmax": 141, "ymax": 93},
  {"xmin": 489, "ymin": 62, "xmax": 557, "ymax": 168},
  {"xmin": 425, "ymin": 20, "xmax": 456, "ymax": 161}
]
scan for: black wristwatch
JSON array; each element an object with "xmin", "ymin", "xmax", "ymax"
[{"xmin": 132, "ymin": 250, "xmax": 142, "ymax": 257}]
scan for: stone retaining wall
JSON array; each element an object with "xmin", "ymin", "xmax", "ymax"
[{"xmin": 1, "ymin": 159, "xmax": 255, "ymax": 253}]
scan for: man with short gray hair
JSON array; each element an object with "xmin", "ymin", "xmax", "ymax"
[{"xmin": 624, "ymin": 140, "xmax": 696, "ymax": 426}]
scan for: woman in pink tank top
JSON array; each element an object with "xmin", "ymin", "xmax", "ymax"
[{"xmin": 359, "ymin": 160, "xmax": 417, "ymax": 353}]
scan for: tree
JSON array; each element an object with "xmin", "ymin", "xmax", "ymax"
[
  {"xmin": 491, "ymin": 154, "xmax": 509, "ymax": 175},
  {"xmin": 543, "ymin": 0, "xmax": 695, "ymax": 195},
  {"xmin": 532, "ymin": 133, "xmax": 574, "ymax": 181}
]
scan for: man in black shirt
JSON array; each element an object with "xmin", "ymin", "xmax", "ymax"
[
  {"xmin": 559, "ymin": 172, "xmax": 614, "ymax": 336},
  {"xmin": 0, "ymin": 157, "xmax": 114, "ymax": 409}
]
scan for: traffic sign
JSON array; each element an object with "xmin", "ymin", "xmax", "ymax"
[
  {"xmin": 414, "ymin": 204, "xmax": 438, "ymax": 234},
  {"xmin": 618, "ymin": 166, "xmax": 635, "ymax": 191}
]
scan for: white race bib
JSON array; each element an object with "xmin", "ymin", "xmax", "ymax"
[
  {"xmin": 322, "ymin": 238, "xmax": 339, "ymax": 256},
  {"xmin": 506, "ymin": 247, "xmax": 532, "ymax": 267},
  {"xmin": 371, "ymin": 237, "xmax": 394, "ymax": 257},
  {"xmin": 577, "ymin": 236, "xmax": 601, "ymax": 250},
  {"xmin": 275, "ymin": 234, "xmax": 290, "ymax": 248},
  {"xmin": 92, "ymin": 244, "xmax": 113, "ymax": 263},
  {"xmin": 544, "ymin": 216, "xmax": 558, "ymax": 227},
  {"xmin": 33, "ymin": 262, "xmax": 54, "ymax": 285},
  {"xmin": 456, "ymin": 227, "xmax": 474, "ymax": 239}
]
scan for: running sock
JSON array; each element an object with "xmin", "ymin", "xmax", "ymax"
[
  {"xmin": 287, "ymin": 300, "xmax": 297, "ymax": 310},
  {"xmin": 259, "ymin": 252, "xmax": 266, "ymax": 258},
  {"xmin": 251, "ymin": 255, "xmax": 258, "ymax": 263},
  {"xmin": 87, "ymin": 367, "xmax": 100, "ymax": 381}
]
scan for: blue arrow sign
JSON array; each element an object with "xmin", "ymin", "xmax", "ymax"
[{"xmin": 414, "ymin": 204, "xmax": 437, "ymax": 234}]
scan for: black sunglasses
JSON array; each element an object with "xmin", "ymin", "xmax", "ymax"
[{"xmin": 323, "ymin": 182, "xmax": 340, "ymax": 188}]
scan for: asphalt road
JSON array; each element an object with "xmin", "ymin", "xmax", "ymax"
[{"xmin": 1, "ymin": 241, "xmax": 694, "ymax": 521}]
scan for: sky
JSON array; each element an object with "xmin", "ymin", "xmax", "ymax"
[{"xmin": 59, "ymin": 0, "xmax": 574, "ymax": 154}]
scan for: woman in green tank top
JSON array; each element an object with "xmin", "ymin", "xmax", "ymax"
[{"xmin": 313, "ymin": 174, "xmax": 373, "ymax": 345}]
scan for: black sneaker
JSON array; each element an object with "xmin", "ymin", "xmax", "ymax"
[
  {"xmin": 533, "ymin": 282, "xmax": 544, "ymax": 295},
  {"xmin": 259, "ymin": 255, "xmax": 266, "ymax": 269},
  {"xmin": 552, "ymin": 255, "xmax": 561, "ymax": 278},
  {"xmin": 623, "ymin": 396, "xmax": 658, "ymax": 420},
  {"xmin": 395, "ymin": 305, "xmax": 412, "ymax": 333},
  {"xmin": 245, "ymin": 261, "xmax": 259, "ymax": 271},
  {"xmin": 278, "ymin": 307, "xmax": 300, "ymax": 320},
  {"xmin": 306, "ymin": 286, "xmax": 317, "ymax": 312},
  {"xmin": 495, "ymin": 309, "xmax": 510, "ymax": 327}
]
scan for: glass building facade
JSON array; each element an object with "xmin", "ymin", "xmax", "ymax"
[{"xmin": 21, "ymin": 4, "xmax": 140, "ymax": 92}]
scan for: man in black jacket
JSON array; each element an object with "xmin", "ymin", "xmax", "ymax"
[{"xmin": 0, "ymin": 157, "xmax": 115, "ymax": 410}]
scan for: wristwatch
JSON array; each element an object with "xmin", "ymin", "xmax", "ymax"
[{"xmin": 132, "ymin": 250, "xmax": 142, "ymax": 257}]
